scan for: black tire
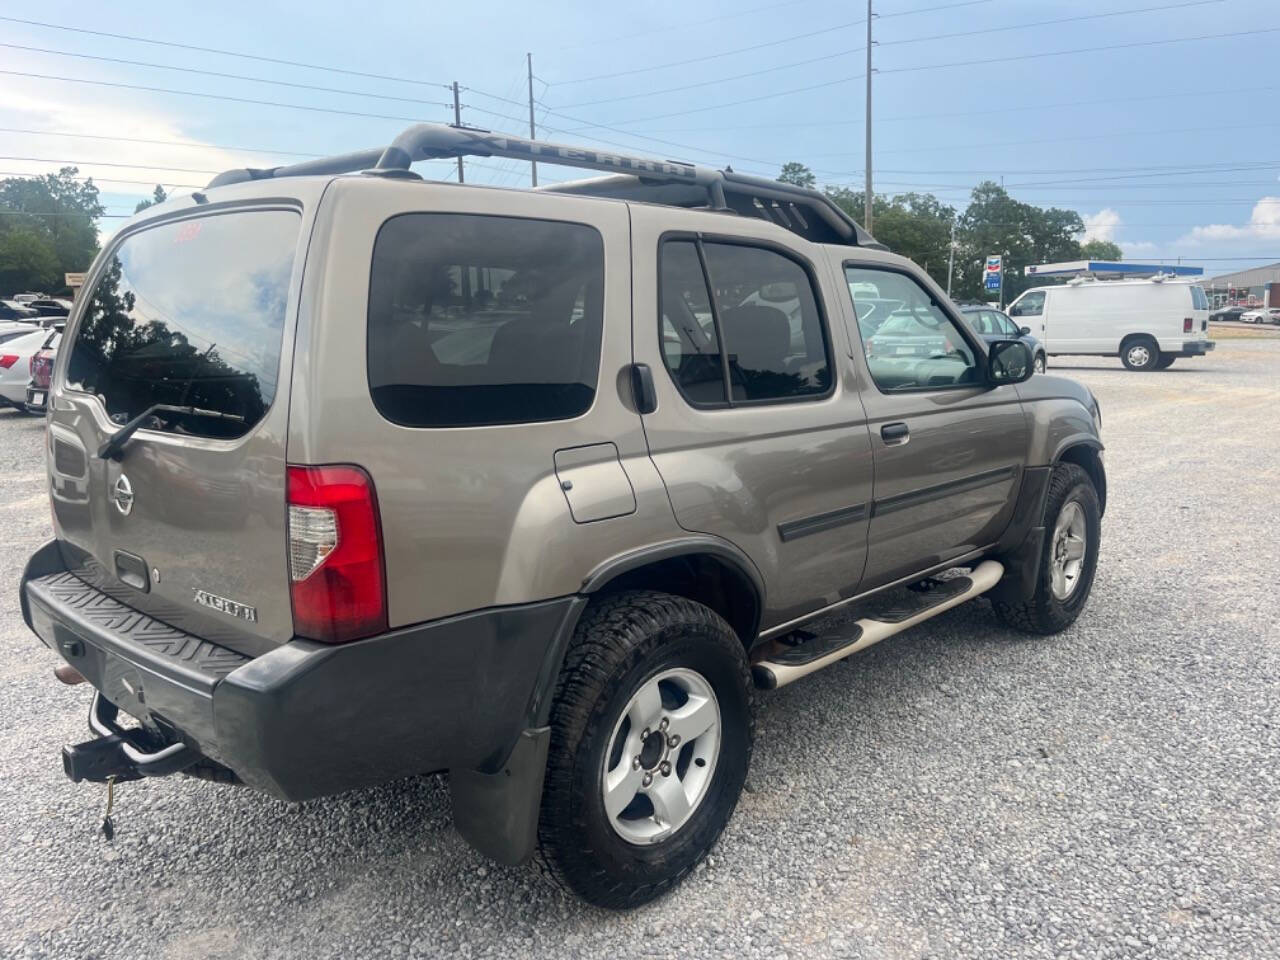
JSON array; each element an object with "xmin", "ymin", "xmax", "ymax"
[
  {"xmin": 992, "ymin": 462, "xmax": 1101, "ymax": 635},
  {"xmin": 1033, "ymin": 352, "xmax": 1047, "ymax": 374},
  {"xmin": 537, "ymin": 590, "xmax": 754, "ymax": 909},
  {"xmin": 1120, "ymin": 335, "xmax": 1160, "ymax": 371},
  {"xmin": 1155, "ymin": 354, "xmax": 1177, "ymax": 369}
]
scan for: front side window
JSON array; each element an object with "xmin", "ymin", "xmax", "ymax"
[
  {"xmin": 990, "ymin": 311, "xmax": 1020, "ymax": 337},
  {"xmin": 368, "ymin": 214, "xmax": 605, "ymax": 428},
  {"xmin": 1010, "ymin": 291, "xmax": 1045, "ymax": 317},
  {"xmin": 659, "ymin": 238, "xmax": 832, "ymax": 406},
  {"xmin": 845, "ymin": 266, "xmax": 979, "ymax": 392},
  {"xmin": 65, "ymin": 209, "xmax": 299, "ymax": 439}
]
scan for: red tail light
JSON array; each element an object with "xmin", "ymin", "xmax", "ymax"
[
  {"xmin": 0, "ymin": 354, "xmax": 17, "ymax": 369},
  {"xmin": 1183, "ymin": 317, "xmax": 1193, "ymax": 333},
  {"xmin": 287, "ymin": 464, "xmax": 387, "ymax": 644},
  {"xmin": 30, "ymin": 351, "xmax": 53, "ymax": 388}
]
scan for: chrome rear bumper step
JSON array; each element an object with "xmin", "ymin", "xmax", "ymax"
[{"xmin": 752, "ymin": 560, "xmax": 1005, "ymax": 690}]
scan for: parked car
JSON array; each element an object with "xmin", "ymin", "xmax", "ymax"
[
  {"xmin": 25, "ymin": 335, "xmax": 60, "ymax": 413},
  {"xmin": 1209, "ymin": 305, "xmax": 1247, "ymax": 322},
  {"xmin": 1008, "ymin": 276, "xmax": 1213, "ymax": 370},
  {"xmin": 0, "ymin": 300, "xmax": 39, "ymax": 322},
  {"xmin": 0, "ymin": 321, "xmax": 40, "ymax": 344},
  {"xmin": 1239, "ymin": 307, "xmax": 1280, "ymax": 324},
  {"xmin": 22, "ymin": 122, "xmax": 1106, "ymax": 909},
  {"xmin": 27, "ymin": 298, "xmax": 71, "ymax": 319},
  {"xmin": 0, "ymin": 326, "xmax": 61, "ymax": 410},
  {"xmin": 10, "ymin": 292, "xmax": 44, "ymax": 303},
  {"xmin": 959, "ymin": 304, "xmax": 1047, "ymax": 374}
]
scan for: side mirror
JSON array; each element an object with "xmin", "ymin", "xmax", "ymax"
[
  {"xmin": 988, "ymin": 339, "xmax": 1033, "ymax": 385},
  {"xmin": 1019, "ymin": 325, "xmax": 1031, "ymax": 337}
]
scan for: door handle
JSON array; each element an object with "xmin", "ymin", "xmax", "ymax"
[{"xmin": 881, "ymin": 422, "xmax": 909, "ymax": 444}]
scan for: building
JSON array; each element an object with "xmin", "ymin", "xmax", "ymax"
[{"xmin": 1200, "ymin": 262, "xmax": 1280, "ymax": 308}]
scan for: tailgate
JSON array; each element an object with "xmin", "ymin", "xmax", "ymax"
[{"xmin": 48, "ymin": 205, "xmax": 305, "ymax": 656}]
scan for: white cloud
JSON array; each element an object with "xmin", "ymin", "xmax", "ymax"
[
  {"xmin": 1080, "ymin": 208, "xmax": 1122, "ymax": 243},
  {"xmin": 1179, "ymin": 197, "xmax": 1280, "ymax": 245},
  {"xmin": 1120, "ymin": 240, "xmax": 1157, "ymax": 254},
  {"xmin": 0, "ymin": 87, "xmax": 275, "ymax": 200}
]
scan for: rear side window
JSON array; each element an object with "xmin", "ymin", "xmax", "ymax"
[
  {"xmin": 659, "ymin": 238, "xmax": 831, "ymax": 406},
  {"xmin": 1191, "ymin": 285, "xmax": 1208, "ymax": 310},
  {"xmin": 65, "ymin": 210, "xmax": 299, "ymax": 439},
  {"xmin": 368, "ymin": 214, "xmax": 605, "ymax": 428}
]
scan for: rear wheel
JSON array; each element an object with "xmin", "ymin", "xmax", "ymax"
[
  {"xmin": 1033, "ymin": 352, "xmax": 1046, "ymax": 374},
  {"xmin": 537, "ymin": 591, "xmax": 753, "ymax": 909},
  {"xmin": 1155, "ymin": 354, "xmax": 1177, "ymax": 369},
  {"xmin": 1120, "ymin": 336, "xmax": 1159, "ymax": 371},
  {"xmin": 993, "ymin": 462, "xmax": 1101, "ymax": 635}
]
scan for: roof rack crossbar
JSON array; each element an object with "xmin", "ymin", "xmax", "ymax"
[{"xmin": 204, "ymin": 122, "xmax": 882, "ymax": 249}]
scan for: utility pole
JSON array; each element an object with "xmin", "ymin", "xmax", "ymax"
[
  {"xmin": 864, "ymin": 0, "xmax": 873, "ymax": 232},
  {"xmin": 946, "ymin": 218, "xmax": 956, "ymax": 297},
  {"xmin": 527, "ymin": 53, "xmax": 538, "ymax": 187},
  {"xmin": 451, "ymin": 81, "xmax": 464, "ymax": 183}
]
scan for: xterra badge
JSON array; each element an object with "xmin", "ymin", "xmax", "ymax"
[{"xmin": 193, "ymin": 589, "xmax": 258, "ymax": 623}]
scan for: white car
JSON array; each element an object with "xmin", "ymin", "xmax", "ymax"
[
  {"xmin": 0, "ymin": 327, "xmax": 61, "ymax": 411},
  {"xmin": 1239, "ymin": 307, "xmax": 1280, "ymax": 324}
]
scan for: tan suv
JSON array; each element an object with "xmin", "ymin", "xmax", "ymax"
[{"xmin": 21, "ymin": 124, "xmax": 1105, "ymax": 908}]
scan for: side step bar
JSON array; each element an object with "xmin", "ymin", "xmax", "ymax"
[{"xmin": 752, "ymin": 560, "xmax": 1004, "ymax": 690}]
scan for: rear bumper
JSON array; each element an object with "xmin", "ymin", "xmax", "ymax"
[
  {"xmin": 22, "ymin": 540, "xmax": 580, "ymax": 805},
  {"xmin": 1178, "ymin": 340, "xmax": 1215, "ymax": 357},
  {"xmin": 24, "ymin": 385, "xmax": 48, "ymax": 411}
]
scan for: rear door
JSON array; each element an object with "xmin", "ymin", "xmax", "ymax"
[
  {"xmin": 49, "ymin": 199, "xmax": 314, "ymax": 656},
  {"xmin": 833, "ymin": 256, "xmax": 1027, "ymax": 590},
  {"xmin": 631, "ymin": 207, "xmax": 875, "ymax": 631}
]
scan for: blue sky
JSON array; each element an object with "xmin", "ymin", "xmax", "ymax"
[{"xmin": 2, "ymin": 0, "xmax": 1278, "ymax": 277}]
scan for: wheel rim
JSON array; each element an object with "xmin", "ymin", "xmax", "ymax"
[
  {"xmin": 601, "ymin": 667, "xmax": 721, "ymax": 845},
  {"xmin": 1127, "ymin": 344, "xmax": 1151, "ymax": 367},
  {"xmin": 1050, "ymin": 500, "xmax": 1087, "ymax": 600},
  {"xmin": 1034, "ymin": 355, "xmax": 1046, "ymax": 373}
]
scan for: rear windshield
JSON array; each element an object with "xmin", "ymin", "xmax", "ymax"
[
  {"xmin": 64, "ymin": 209, "xmax": 299, "ymax": 439},
  {"xmin": 367, "ymin": 213, "xmax": 605, "ymax": 428}
]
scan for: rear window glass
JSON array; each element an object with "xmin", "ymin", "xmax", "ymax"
[
  {"xmin": 367, "ymin": 213, "xmax": 605, "ymax": 428},
  {"xmin": 65, "ymin": 210, "xmax": 299, "ymax": 439}
]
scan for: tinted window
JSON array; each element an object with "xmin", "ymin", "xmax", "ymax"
[
  {"xmin": 845, "ymin": 267, "xmax": 978, "ymax": 391},
  {"xmin": 1191, "ymin": 285, "xmax": 1208, "ymax": 310},
  {"xmin": 65, "ymin": 210, "xmax": 299, "ymax": 439},
  {"xmin": 368, "ymin": 214, "xmax": 604, "ymax": 428},
  {"xmin": 659, "ymin": 241, "xmax": 727, "ymax": 405},
  {"xmin": 659, "ymin": 241, "xmax": 831, "ymax": 406},
  {"xmin": 702, "ymin": 243, "xmax": 831, "ymax": 403}
]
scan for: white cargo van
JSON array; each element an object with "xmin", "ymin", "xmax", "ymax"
[{"xmin": 1007, "ymin": 276, "xmax": 1213, "ymax": 371}]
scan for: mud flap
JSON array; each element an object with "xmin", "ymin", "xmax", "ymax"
[{"xmin": 449, "ymin": 726, "xmax": 550, "ymax": 866}]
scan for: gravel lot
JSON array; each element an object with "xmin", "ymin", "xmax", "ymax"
[{"xmin": 3, "ymin": 339, "xmax": 1278, "ymax": 959}]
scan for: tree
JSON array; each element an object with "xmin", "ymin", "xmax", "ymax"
[
  {"xmin": 0, "ymin": 228, "xmax": 61, "ymax": 293},
  {"xmin": 1080, "ymin": 238, "xmax": 1123, "ymax": 261},
  {"xmin": 825, "ymin": 187, "xmax": 957, "ymax": 288},
  {"xmin": 952, "ymin": 181, "xmax": 1083, "ymax": 302},
  {"xmin": 777, "ymin": 162, "xmax": 816, "ymax": 190},
  {"xmin": 0, "ymin": 167, "xmax": 102, "ymax": 293},
  {"xmin": 134, "ymin": 185, "xmax": 168, "ymax": 213}
]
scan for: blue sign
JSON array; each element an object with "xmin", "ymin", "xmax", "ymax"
[
  {"xmin": 984, "ymin": 274, "xmax": 1001, "ymax": 291},
  {"xmin": 984, "ymin": 254, "xmax": 1003, "ymax": 292}
]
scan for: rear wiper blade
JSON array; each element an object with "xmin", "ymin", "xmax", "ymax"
[{"xmin": 97, "ymin": 403, "xmax": 245, "ymax": 461}]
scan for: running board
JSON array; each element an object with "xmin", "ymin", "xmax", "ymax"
[{"xmin": 752, "ymin": 560, "xmax": 1005, "ymax": 690}]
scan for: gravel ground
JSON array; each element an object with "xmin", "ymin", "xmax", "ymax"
[{"xmin": 3, "ymin": 340, "xmax": 1278, "ymax": 959}]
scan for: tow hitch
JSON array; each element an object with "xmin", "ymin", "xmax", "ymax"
[{"xmin": 61, "ymin": 693, "xmax": 196, "ymax": 784}]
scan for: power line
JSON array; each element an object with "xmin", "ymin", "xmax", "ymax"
[
  {"xmin": 553, "ymin": 0, "xmax": 1222, "ymax": 110},
  {"xmin": 0, "ymin": 15, "xmax": 452, "ymax": 90},
  {"xmin": 0, "ymin": 42, "xmax": 452, "ymax": 108},
  {"xmin": 548, "ymin": 0, "xmax": 992, "ymax": 85},
  {"xmin": 0, "ymin": 169, "xmax": 204, "ymax": 189},
  {"xmin": 0, "ymin": 127, "xmax": 323, "ymax": 159},
  {"xmin": 0, "ymin": 69, "xmax": 444, "ymax": 126},
  {"xmin": 0, "ymin": 155, "xmax": 218, "ymax": 175}
]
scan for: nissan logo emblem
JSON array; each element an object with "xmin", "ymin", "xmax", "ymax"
[{"xmin": 112, "ymin": 474, "xmax": 134, "ymax": 516}]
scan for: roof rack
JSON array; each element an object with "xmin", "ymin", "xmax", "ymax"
[{"xmin": 206, "ymin": 122, "xmax": 883, "ymax": 249}]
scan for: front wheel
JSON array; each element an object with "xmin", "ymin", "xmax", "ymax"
[
  {"xmin": 537, "ymin": 591, "xmax": 754, "ymax": 908},
  {"xmin": 993, "ymin": 462, "xmax": 1101, "ymax": 635},
  {"xmin": 1033, "ymin": 352, "xmax": 1046, "ymax": 374}
]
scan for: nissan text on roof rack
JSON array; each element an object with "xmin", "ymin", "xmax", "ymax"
[
  {"xmin": 21, "ymin": 122, "xmax": 1106, "ymax": 908},
  {"xmin": 1009, "ymin": 260, "xmax": 1214, "ymax": 371}
]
